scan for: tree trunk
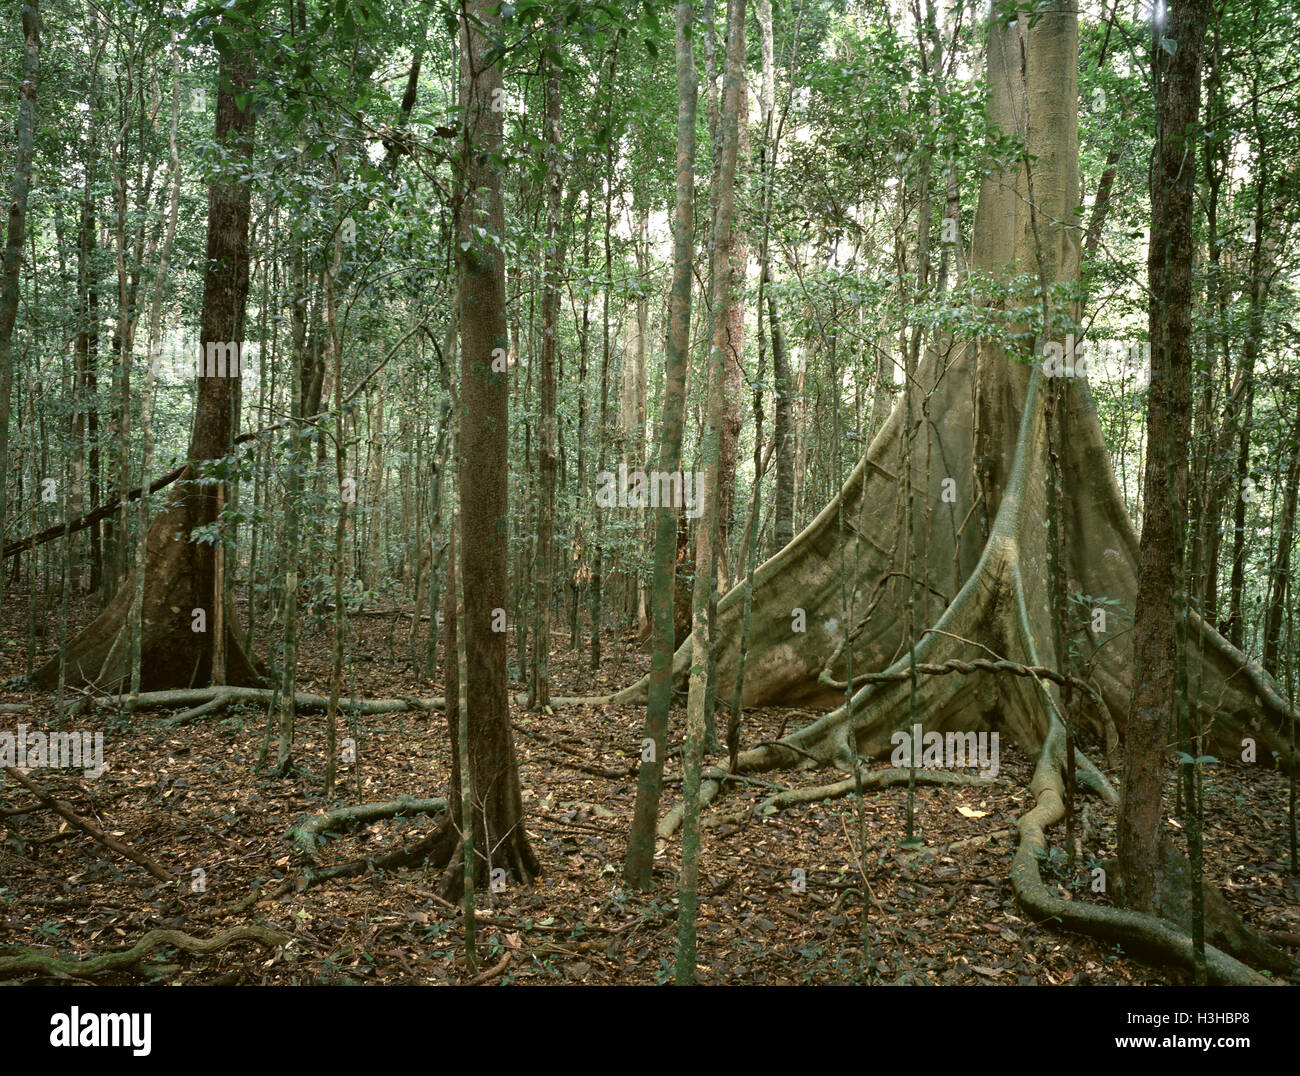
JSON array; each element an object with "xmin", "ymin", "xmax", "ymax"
[
  {"xmin": 0, "ymin": 1, "xmax": 40, "ymax": 552},
  {"xmin": 767, "ymin": 266, "xmax": 794, "ymax": 555},
  {"xmin": 31, "ymin": 8, "xmax": 261, "ymax": 691},
  {"xmin": 451, "ymin": 0, "xmax": 539, "ymax": 889},
  {"xmin": 677, "ymin": 0, "xmax": 746, "ymax": 984},
  {"xmin": 1223, "ymin": 115, "xmax": 1272, "ymax": 649},
  {"xmin": 531, "ymin": 25, "xmax": 562, "ymax": 710},
  {"xmin": 624, "ymin": 0, "xmax": 697, "ymax": 891},
  {"xmin": 73, "ymin": 77, "xmax": 102, "ymax": 594},
  {"xmin": 716, "ymin": 84, "xmax": 748, "ymax": 593},
  {"xmin": 126, "ymin": 30, "xmax": 183, "ymax": 704},
  {"xmin": 602, "ymin": 1, "xmax": 1297, "ymax": 781},
  {"xmin": 1118, "ymin": 0, "xmax": 1211, "ymax": 919}
]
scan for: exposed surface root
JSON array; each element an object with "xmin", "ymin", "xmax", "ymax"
[
  {"xmin": 1010, "ymin": 728, "xmax": 1274, "ymax": 986},
  {"xmin": 0, "ymin": 924, "xmax": 290, "ymax": 980},
  {"xmin": 160, "ymin": 693, "xmax": 236, "ymax": 727},
  {"xmin": 288, "ymin": 797, "xmax": 448, "ymax": 856},
  {"xmin": 287, "ymin": 797, "xmax": 451, "ymax": 891}
]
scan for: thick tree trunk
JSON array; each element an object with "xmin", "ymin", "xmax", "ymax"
[
  {"xmin": 600, "ymin": 2, "xmax": 1297, "ymax": 781},
  {"xmin": 31, "ymin": 10, "xmax": 260, "ymax": 691},
  {"xmin": 126, "ymin": 31, "xmax": 184, "ymax": 703}
]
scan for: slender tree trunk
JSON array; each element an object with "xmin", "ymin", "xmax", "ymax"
[
  {"xmin": 716, "ymin": 85, "xmax": 748, "ymax": 593},
  {"xmin": 1263, "ymin": 416, "xmax": 1300, "ymax": 676},
  {"xmin": 424, "ymin": 313, "xmax": 455, "ymax": 678},
  {"xmin": 755, "ymin": 0, "xmax": 792, "ymax": 560},
  {"xmin": 1119, "ymin": 0, "xmax": 1210, "ymax": 924},
  {"xmin": 624, "ymin": 0, "xmax": 697, "ymax": 891},
  {"xmin": 323, "ymin": 224, "xmax": 346, "ymax": 797},
  {"xmin": 272, "ymin": 242, "xmax": 309, "ymax": 775},
  {"xmin": 72, "ymin": 65, "xmax": 102, "ymax": 593},
  {"xmin": 1224, "ymin": 138, "xmax": 1269, "ymax": 648},
  {"xmin": 590, "ymin": 47, "xmax": 617, "ymax": 675},
  {"xmin": 531, "ymin": 24, "xmax": 562, "ymax": 710},
  {"xmin": 767, "ymin": 267, "xmax": 794, "ymax": 555},
  {"xmin": 677, "ymin": 0, "xmax": 745, "ymax": 985}
]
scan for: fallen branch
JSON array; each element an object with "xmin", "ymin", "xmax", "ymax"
[
  {"xmin": 946, "ymin": 827, "xmax": 1013, "ymax": 852},
  {"xmin": 4, "ymin": 327, "xmax": 430, "ymax": 561},
  {"xmin": 463, "ymin": 950, "xmax": 512, "ymax": 985},
  {"xmin": 73, "ymin": 686, "xmax": 444, "ymax": 718},
  {"xmin": 0, "ymin": 924, "xmax": 290, "ymax": 979},
  {"xmin": 1, "ymin": 766, "xmax": 175, "ymax": 882},
  {"xmin": 3, "ymin": 463, "xmax": 189, "ymax": 559}
]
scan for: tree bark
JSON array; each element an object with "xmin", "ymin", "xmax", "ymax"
[
  {"xmin": 0, "ymin": 1, "xmax": 40, "ymax": 552},
  {"xmin": 716, "ymin": 84, "xmax": 748, "ymax": 593},
  {"xmin": 624, "ymin": 0, "xmax": 698, "ymax": 891},
  {"xmin": 767, "ymin": 266, "xmax": 794, "ymax": 555},
  {"xmin": 452, "ymin": 0, "xmax": 539, "ymax": 889},
  {"xmin": 531, "ymin": 23, "xmax": 562, "ymax": 710},
  {"xmin": 1117, "ymin": 0, "xmax": 1211, "ymax": 918},
  {"xmin": 678, "ymin": 0, "xmax": 746, "ymax": 984},
  {"xmin": 30, "ymin": 7, "xmax": 261, "ymax": 691},
  {"xmin": 596, "ymin": 0, "xmax": 1295, "ymax": 783}
]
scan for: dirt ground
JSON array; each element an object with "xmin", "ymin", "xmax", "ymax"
[{"xmin": 2, "ymin": 587, "xmax": 1297, "ymax": 985}]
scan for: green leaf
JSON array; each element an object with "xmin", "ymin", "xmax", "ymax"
[{"xmin": 1160, "ymin": 36, "xmax": 1178, "ymax": 56}]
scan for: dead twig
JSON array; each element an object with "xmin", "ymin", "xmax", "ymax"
[{"xmin": 2, "ymin": 766, "xmax": 175, "ymax": 882}]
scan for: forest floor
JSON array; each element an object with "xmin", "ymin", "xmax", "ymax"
[{"xmin": 2, "ymin": 587, "xmax": 1298, "ymax": 985}]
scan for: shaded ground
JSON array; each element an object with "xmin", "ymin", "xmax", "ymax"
[{"xmin": 2, "ymin": 586, "xmax": 1297, "ymax": 984}]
